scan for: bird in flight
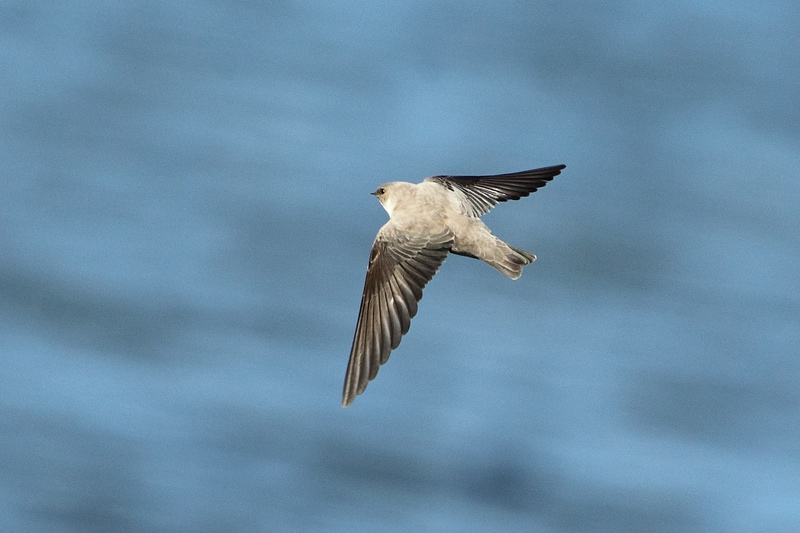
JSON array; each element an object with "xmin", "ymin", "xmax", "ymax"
[{"xmin": 342, "ymin": 164, "xmax": 566, "ymax": 406}]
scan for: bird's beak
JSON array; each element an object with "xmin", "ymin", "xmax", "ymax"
[{"xmin": 370, "ymin": 191, "xmax": 378, "ymax": 196}]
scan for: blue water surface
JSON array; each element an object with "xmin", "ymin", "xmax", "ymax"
[{"xmin": 1, "ymin": 2, "xmax": 798, "ymax": 531}]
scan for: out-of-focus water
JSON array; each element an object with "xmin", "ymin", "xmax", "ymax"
[{"xmin": 2, "ymin": 2, "xmax": 798, "ymax": 531}]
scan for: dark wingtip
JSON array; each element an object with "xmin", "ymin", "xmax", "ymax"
[
  {"xmin": 342, "ymin": 380, "xmax": 357, "ymax": 407},
  {"xmin": 342, "ymin": 386, "xmax": 356, "ymax": 407}
]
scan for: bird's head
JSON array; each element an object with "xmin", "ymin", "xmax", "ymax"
[{"xmin": 371, "ymin": 182, "xmax": 400, "ymax": 217}]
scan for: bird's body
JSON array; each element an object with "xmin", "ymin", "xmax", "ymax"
[
  {"xmin": 375, "ymin": 180, "xmax": 536, "ymax": 279},
  {"xmin": 342, "ymin": 164, "xmax": 565, "ymax": 406}
]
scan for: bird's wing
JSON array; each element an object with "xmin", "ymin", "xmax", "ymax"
[
  {"xmin": 424, "ymin": 164, "xmax": 566, "ymax": 217},
  {"xmin": 342, "ymin": 222, "xmax": 453, "ymax": 407}
]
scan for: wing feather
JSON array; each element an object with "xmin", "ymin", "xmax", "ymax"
[
  {"xmin": 342, "ymin": 224, "xmax": 453, "ymax": 406},
  {"xmin": 424, "ymin": 164, "xmax": 565, "ymax": 217}
]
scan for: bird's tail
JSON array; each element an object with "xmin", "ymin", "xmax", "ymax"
[{"xmin": 485, "ymin": 242, "xmax": 536, "ymax": 280}]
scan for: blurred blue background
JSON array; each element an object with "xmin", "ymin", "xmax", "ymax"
[{"xmin": 2, "ymin": 1, "xmax": 799, "ymax": 531}]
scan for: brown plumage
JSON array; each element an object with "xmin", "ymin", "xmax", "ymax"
[{"xmin": 342, "ymin": 164, "xmax": 565, "ymax": 406}]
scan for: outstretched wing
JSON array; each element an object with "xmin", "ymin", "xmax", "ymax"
[
  {"xmin": 425, "ymin": 164, "xmax": 566, "ymax": 217},
  {"xmin": 342, "ymin": 223, "xmax": 453, "ymax": 407}
]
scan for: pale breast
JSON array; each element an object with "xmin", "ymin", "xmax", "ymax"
[{"xmin": 412, "ymin": 181, "xmax": 467, "ymax": 216}]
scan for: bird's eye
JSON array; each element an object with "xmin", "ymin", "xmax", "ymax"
[{"xmin": 377, "ymin": 188, "xmax": 385, "ymax": 195}]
